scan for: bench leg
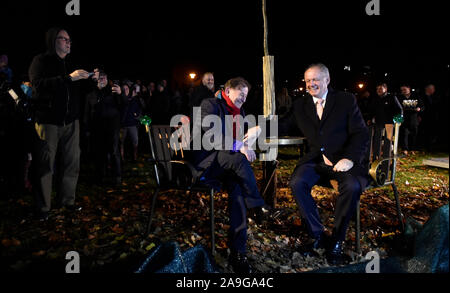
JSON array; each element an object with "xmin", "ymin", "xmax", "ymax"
[
  {"xmin": 392, "ymin": 183, "xmax": 404, "ymax": 232},
  {"xmin": 146, "ymin": 187, "xmax": 160, "ymax": 236},
  {"xmin": 356, "ymin": 200, "xmax": 361, "ymax": 254},
  {"xmin": 210, "ymin": 188, "xmax": 215, "ymax": 256}
]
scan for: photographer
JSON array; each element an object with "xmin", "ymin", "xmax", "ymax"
[
  {"xmin": 84, "ymin": 71, "xmax": 122, "ymax": 185},
  {"xmin": 28, "ymin": 27, "xmax": 94, "ymax": 220},
  {"xmin": 120, "ymin": 83, "xmax": 142, "ymax": 161}
]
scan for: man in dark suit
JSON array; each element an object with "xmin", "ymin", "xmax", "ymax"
[
  {"xmin": 369, "ymin": 82, "xmax": 403, "ymax": 160},
  {"xmin": 191, "ymin": 77, "xmax": 268, "ymax": 273},
  {"xmin": 289, "ymin": 63, "xmax": 369, "ymax": 265},
  {"xmin": 189, "ymin": 72, "xmax": 215, "ymax": 109}
]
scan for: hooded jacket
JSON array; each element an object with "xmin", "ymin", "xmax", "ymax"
[{"xmin": 28, "ymin": 27, "xmax": 82, "ymax": 125}]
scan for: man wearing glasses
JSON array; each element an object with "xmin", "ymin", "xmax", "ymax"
[{"xmin": 29, "ymin": 27, "xmax": 94, "ymax": 221}]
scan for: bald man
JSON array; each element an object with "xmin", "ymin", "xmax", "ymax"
[{"xmin": 289, "ymin": 63, "xmax": 369, "ymax": 265}]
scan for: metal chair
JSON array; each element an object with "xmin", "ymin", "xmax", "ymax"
[{"xmin": 142, "ymin": 124, "xmax": 219, "ymax": 256}]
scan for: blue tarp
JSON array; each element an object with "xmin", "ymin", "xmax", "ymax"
[
  {"xmin": 135, "ymin": 242, "xmax": 218, "ymax": 273},
  {"xmin": 312, "ymin": 204, "xmax": 449, "ymax": 273}
]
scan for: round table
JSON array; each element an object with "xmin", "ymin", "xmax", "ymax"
[
  {"xmin": 264, "ymin": 136, "xmax": 305, "ymax": 146},
  {"xmin": 260, "ymin": 136, "xmax": 305, "ymax": 207}
]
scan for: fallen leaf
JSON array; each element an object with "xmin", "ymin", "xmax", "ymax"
[
  {"xmin": 145, "ymin": 243, "xmax": 156, "ymax": 251},
  {"xmin": 112, "ymin": 217, "xmax": 123, "ymax": 222},
  {"xmin": 111, "ymin": 224, "xmax": 124, "ymax": 234},
  {"xmin": 2, "ymin": 238, "xmax": 21, "ymax": 247},
  {"xmin": 32, "ymin": 250, "xmax": 46, "ymax": 256}
]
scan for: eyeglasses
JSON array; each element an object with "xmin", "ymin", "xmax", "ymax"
[{"xmin": 56, "ymin": 37, "xmax": 72, "ymax": 44}]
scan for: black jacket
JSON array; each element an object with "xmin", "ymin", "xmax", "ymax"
[
  {"xmin": 191, "ymin": 97, "xmax": 246, "ymax": 173},
  {"xmin": 28, "ymin": 28, "xmax": 82, "ymax": 125},
  {"xmin": 190, "ymin": 84, "xmax": 215, "ymax": 109},
  {"xmin": 84, "ymin": 86, "xmax": 122, "ymax": 131},
  {"xmin": 291, "ymin": 89, "xmax": 370, "ymax": 180},
  {"xmin": 398, "ymin": 94, "xmax": 424, "ymax": 127},
  {"xmin": 369, "ymin": 93, "xmax": 403, "ymax": 126},
  {"xmin": 150, "ymin": 90, "xmax": 170, "ymax": 125}
]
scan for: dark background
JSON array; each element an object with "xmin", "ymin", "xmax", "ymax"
[{"xmin": 2, "ymin": 0, "xmax": 449, "ymax": 93}]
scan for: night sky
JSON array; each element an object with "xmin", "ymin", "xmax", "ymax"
[{"xmin": 2, "ymin": 0, "xmax": 449, "ymax": 93}]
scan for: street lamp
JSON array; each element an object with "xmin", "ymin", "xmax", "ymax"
[{"xmin": 358, "ymin": 83, "xmax": 364, "ymax": 89}]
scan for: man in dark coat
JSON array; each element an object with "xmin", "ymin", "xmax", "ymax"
[
  {"xmin": 398, "ymin": 84, "xmax": 424, "ymax": 154},
  {"xmin": 189, "ymin": 72, "xmax": 215, "ymax": 111},
  {"xmin": 84, "ymin": 71, "xmax": 122, "ymax": 185},
  {"xmin": 369, "ymin": 82, "xmax": 403, "ymax": 159},
  {"xmin": 191, "ymin": 77, "xmax": 268, "ymax": 273},
  {"xmin": 28, "ymin": 27, "xmax": 92, "ymax": 220},
  {"xmin": 289, "ymin": 63, "xmax": 369, "ymax": 265},
  {"xmin": 420, "ymin": 83, "xmax": 440, "ymax": 151}
]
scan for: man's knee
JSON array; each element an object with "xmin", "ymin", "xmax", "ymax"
[
  {"xmin": 289, "ymin": 175, "xmax": 310, "ymax": 195},
  {"xmin": 220, "ymin": 151, "xmax": 249, "ymax": 169},
  {"xmin": 339, "ymin": 176, "xmax": 362, "ymax": 197}
]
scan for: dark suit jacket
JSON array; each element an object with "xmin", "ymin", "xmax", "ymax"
[
  {"xmin": 292, "ymin": 88, "xmax": 370, "ymax": 180},
  {"xmin": 191, "ymin": 97, "xmax": 246, "ymax": 173},
  {"xmin": 369, "ymin": 93, "xmax": 403, "ymax": 126}
]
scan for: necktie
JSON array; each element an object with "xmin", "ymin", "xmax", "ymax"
[
  {"xmin": 316, "ymin": 98, "xmax": 324, "ymax": 120},
  {"xmin": 316, "ymin": 98, "xmax": 333, "ymax": 166}
]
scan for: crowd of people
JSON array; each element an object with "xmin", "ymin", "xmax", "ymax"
[
  {"xmin": 356, "ymin": 82, "xmax": 448, "ymax": 154},
  {"xmin": 0, "ymin": 27, "xmax": 448, "ymax": 273}
]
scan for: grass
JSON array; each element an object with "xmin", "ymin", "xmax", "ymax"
[{"xmin": 0, "ymin": 147, "xmax": 448, "ymax": 272}]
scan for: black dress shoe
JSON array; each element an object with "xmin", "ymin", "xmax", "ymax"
[
  {"xmin": 300, "ymin": 232, "xmax": 330, "ymax": 257},
  {"xmin": 250, "ymin": 204, "xmax": 272, "ymax": 225},
  {"xmin": 229, "ymin": 251, "xmax": 253, "ymax": 273},
  {"xmin": 326, "ymin": 241, "xmax": 345, "ymax": 266}
]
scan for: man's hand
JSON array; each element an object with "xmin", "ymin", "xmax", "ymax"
[
  {"xmin": 69, "ymin": 69, "xmax": 90, "ymax": 81},
  {"xmin": 112, "ymin": 84, "xmax": 121, "ymax": 95},
  {"xmin": 240, "ymin": 145, "xmax": 256, "ymax": 162},
  {"xmin": 333, "ymin": 158, "xmax": 354, "ymax": 172}
]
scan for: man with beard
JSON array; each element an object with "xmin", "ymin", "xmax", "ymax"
[
  {"xmin": 189, "ymin": 72, "xmax": 215, "ymax": 109},
  {"xmin": 288, "ymin": 63, "xmax": 369, "ymax": 265}
]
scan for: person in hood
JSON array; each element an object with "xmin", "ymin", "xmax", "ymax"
[{"xmin": 28, "ymin": 27, "xmax": 94, "ymax": 221}]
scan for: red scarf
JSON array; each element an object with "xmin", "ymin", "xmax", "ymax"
[{"xmin": 222, "ymin": 90, "xmax": 241, "ymax": 139}]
